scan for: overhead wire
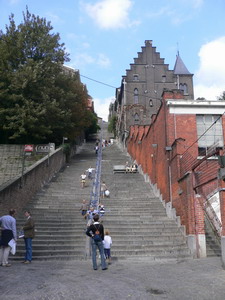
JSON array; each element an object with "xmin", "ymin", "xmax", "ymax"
[
  {"xmin": 182, "ymin": 113, "xmax": 225, "ymax": 156},
  {"xmin": 80, "ymin": 73, "xmax": 161, "ymax": 102},
  {"xmin": 80, "ymin": 73, "xmax": 225, "ymax": 155}
]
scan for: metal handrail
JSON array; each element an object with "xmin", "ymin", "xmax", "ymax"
[{"xmin": 90, "ymin": 131, "xmax": 102, "ymax": 209}]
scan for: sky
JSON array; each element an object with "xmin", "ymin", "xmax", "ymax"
[{"xmin": 0, "ymin": 0, "xmax": 225, "ymax": 121}]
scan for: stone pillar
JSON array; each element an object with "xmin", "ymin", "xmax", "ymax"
[
  {"xmin": 194, "ymin": 194, "xmax": 206, "ymax": 258},
  {"xmin": 186, "ymin": 173, "xmax": 206, "ymax": 258}
]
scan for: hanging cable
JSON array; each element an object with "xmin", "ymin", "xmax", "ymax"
[
  {"xmin": 80, "ymin": 73, "xmax": 161, "ymax": 103},
  {"xmin": 182, "ymin": 113, "xmax": 225, "ymax": 156}
]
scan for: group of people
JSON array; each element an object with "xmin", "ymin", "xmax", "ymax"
[
  {"xmin": 102, "ymin": 139, "xmax": 113, "ymax": 148},
  {"xmin": 125, "ymin": 161, "xmax": 138, "ymax": 173},
  {"xmin": 0, "ymin": 209, "xmax": 35, "ymax": 267},
  {"xmin": 95, "ymin": 138, "xmax": 113, "ymax": 155},
  {"xmin": 80, "ymin": 201, "xmax": 106, "ymax": 223},
  {"xmin": 86, "ymin": 214, "xmax": 112, "ymax": 270},
  {"xmin": 80, "ymin": 196, "xmax": 112, "ymax": 270}
]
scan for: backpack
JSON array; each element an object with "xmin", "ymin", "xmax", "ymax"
[{"xmin": 93, "ymin": 224, "xmax": 102, "ymax": 243}]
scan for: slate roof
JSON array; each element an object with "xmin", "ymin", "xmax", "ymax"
[{"xmin": 174, "ymin": 52, "xmax": 191, "ymax": 75}]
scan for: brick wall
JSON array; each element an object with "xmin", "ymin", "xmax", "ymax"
[{"xmin": 126, "ymin": 90, "xmax": 224, "ymax": 236}]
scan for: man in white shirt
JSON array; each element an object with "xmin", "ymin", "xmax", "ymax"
[
  {"xmin": 80, "ymin": 172, "xmax": 87, "ymax": 188},
  {"xmin": 87, "ymin": 167, "xmax": 94, "ymax": 180}
]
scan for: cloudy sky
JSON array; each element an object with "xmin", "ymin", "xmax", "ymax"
[{"xmin": 0, "ymin": 0, "xmax": 225, "ymax": 120}]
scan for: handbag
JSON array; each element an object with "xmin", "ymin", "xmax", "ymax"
[{"xmin": 105, "ymin": 189, "xmax": 110, "ymax": 197}]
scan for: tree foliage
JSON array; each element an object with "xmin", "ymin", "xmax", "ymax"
[
  {"xmin": 196, "ymin": 97, "xmax": 206, "ymax": 100},
  {"xmin": 108, "ymin": 115, "xmax": 117, "ymax": 137},
  {"xmin": 85, "ymin": 111, "xmax": 100, "ymax": 138},
  {"xmin": 0, "ymin": 8, "xmax": 96, "ymax": 144},
  {"xmin": 218, "ymin": 91, "xmax": 225, "ymax": 101}
]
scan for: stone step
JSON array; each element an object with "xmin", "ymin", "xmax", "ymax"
[
  {"xmin": 20, "ymin": 235, "xmax": 185, "ymax": 243},
  {"xmin": 33, "ymin": 228, "xmax": 183, "ymax": 235},
  {"xmin": 15, "ymin": 241, "xmax": 187, "ymax": 252},
  {"xmin": 12, "ymin": 133, "xmax": 192, "ymax": 261}
]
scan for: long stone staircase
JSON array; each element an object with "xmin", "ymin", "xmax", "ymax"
[
  {"xmin": 14, "ymin": 134, "xmax": 192, "ymax": 261},
  {"xmin": 15, "ymin": 142, "xmax": 97, "ymax": 260}
]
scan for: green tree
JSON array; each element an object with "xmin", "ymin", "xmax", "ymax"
[
  {"xmin": 108, "ymin": 115, "xmax": 117, "ymax": 137},
  {"xmin": 85, "ymin": 111, "xmax": 100, "ymax": 138},
  {"xmin": 218, "ymin": 91, "xmax": 225, "ymax": 101},
  {"xmin": 0, "ymin": 8, "xmax": 70, "ymax": 143},
  {"xmin": 196, "ymin": 97, "xmax": 206, "ymax": 100}
]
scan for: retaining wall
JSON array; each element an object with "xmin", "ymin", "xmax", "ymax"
[{"xmin": 0, "ymin": 148, "xmax": 65, "ymax": 214}]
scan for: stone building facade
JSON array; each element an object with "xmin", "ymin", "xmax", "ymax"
[{"xmin": 113, "ymin": 40, "xmax": 194, "ymax": 142}]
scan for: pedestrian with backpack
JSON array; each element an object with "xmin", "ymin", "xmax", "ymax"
[{"xmin": 86, "ymin": 214, "xmax": 107, "ymax": 271}]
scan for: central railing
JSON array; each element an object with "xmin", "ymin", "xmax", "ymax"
[{"xmin": 89, "ymin": 132, "xmax": 102, "ymax": 209}]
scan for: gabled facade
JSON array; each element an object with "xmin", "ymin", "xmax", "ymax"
[{"xmin": 113, "ymin": 40, "xmax": 194, "ymax": 143}]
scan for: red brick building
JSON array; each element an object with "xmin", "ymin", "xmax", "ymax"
[{"xmin": 126, "ymin": 89, "xmax": 225, "ymax": 262}]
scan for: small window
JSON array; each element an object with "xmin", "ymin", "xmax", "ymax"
[
  {"xmin": 179, "ymin": 83, "xmax": 188, "ymax": 95},
  {"xmin": 196, "ymin": 114, "xmax": 224, "ymax": 156},
  {"xmin": 134, "ymin": 88, "xmax": 139, "ymax": 104},
  {"xmin": 149, "ymin": 99, "xmax": 153, "ymax": 107},
  {"xmin": 134, "ymin": 113, "xmax": 139, "ymax": 123},
  {"xmin": 133, "ymin": 74, "xmax": 139, "ymax": 81}
]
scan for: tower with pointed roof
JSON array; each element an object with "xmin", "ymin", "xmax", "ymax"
[
  {"xmin": 174, "ymin": 51, "xmax": 194, "ymax": 98},
  {"xmin": 114, "ymin": 40, "xmax": 194, "ymax": 139}
]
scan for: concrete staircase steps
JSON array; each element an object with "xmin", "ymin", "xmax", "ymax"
[
  {"xmin": 12, "ymin": 142, "xmax": 96, "ymax": 261},
  {"xmin": 12, "ymin": 125, "xmax": 192, "ymax": 261},
  {"xmin": 205, "ymin": 218, "xmax": 221, "ymax": 257},
  {"xmin": 98, "ymin": 134, "xmax": 192, "ymax": 260}
]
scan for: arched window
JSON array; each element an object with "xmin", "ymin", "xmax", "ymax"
[
  {"xmin": 134, "ymin": 113, "xmax": 139, "ymax": 123},
  {"xmin": 179, "ymin": 83, "xmax": 188, "ymax": 95},
  {"xmin": 133, "ymin": 74, "xmax": 139, "ymax": 81},
  {"xmin": 134, "ymin": 88, "xmax": 139, "ymax": 104}
]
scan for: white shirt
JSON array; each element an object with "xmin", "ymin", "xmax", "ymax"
[
  {"xmin": 103, "ymin": 235, "xmax": 112, "ymax": 249},
  {"xmin": 81, "ymin": 174, "xmax": 86, "ymax": 180}
]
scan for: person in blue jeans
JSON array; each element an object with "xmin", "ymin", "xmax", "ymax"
[
  {"xmin": 86, "ymin": 214, "xmax": 107, "ymax": 271},
  {"xmin": 22, "ymin": 211, "xmax": 35, "ymax": 264}
]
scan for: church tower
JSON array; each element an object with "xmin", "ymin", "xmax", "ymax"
[{"xmin": 173, "ymin": 51, "xmax": 194, "ymax": 99}]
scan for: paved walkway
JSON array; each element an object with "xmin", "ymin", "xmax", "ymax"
[{"xmin": 1, "ymin": 257, "xmax": 225, "ymax": 299}]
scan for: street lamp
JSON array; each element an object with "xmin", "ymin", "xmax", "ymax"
[{"xmin": 62, "ymin": 137, "xmax": 68, "ymax": 147}]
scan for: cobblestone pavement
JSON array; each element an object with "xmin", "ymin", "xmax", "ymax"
[{"xmin": 1, "ymin": 256, "xmax": 225, "ymax": 300}]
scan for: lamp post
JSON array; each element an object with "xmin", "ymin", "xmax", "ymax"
[{"xmin": 62, "ymin": 137, "xmax": 68, "ymax": 147}]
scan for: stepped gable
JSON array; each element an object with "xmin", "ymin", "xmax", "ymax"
[{"xmin": 114, "ymin": 40, "xmax": 194, "ymax": 136}]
